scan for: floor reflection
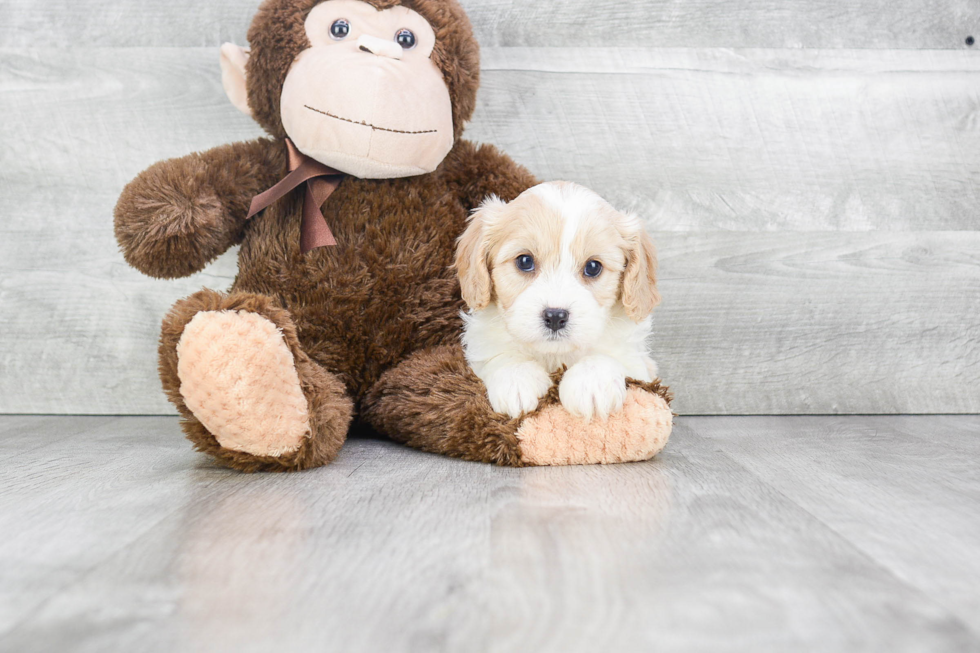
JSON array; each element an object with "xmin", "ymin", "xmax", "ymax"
[
  {"xmin": 483, "ymin": 460, "xmax": 675, "ymax": 652},
  {"xmin": 174, "ymin": 482, "xmax": 311, "ymax": 650}
]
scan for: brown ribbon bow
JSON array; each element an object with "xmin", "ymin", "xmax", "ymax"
[{"xmin": 247, "ymin": 138, "xmax": 345, "ymax": 253}]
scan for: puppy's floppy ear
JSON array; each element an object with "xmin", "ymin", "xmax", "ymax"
[
  {"xmin": 455, "ymin": 196, "xmax": 504, "ymax": 311},
  {"xmin": 621, "ymin": 216, "xmax": 661, "ymax": 322}
]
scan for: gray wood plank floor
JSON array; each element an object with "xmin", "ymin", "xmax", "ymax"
[{"xmin": 1, "ymin": 416, "xmax": 978, "ymax": 652}]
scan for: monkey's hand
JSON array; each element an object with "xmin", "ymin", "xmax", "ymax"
[{"xmin": 113, "ymin": 138, "xmax": 281, "ymax": 279}]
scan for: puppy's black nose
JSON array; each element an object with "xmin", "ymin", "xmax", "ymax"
[{"xmin": 542, "ymin": 308, "xmax": 570, "ymax": 332}]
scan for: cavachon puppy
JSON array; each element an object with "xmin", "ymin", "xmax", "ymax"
[{"xmin": 457, "ymin": 182, "xmax": 661, "ymax": 421}]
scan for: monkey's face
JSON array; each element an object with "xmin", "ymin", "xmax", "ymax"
[
  {"xmin": 222, "ymin": 0, "xmax": 460, "ymax": 179},
  {"xmin": 281, "ymin": 0, "xmax": 454, "ymax": 178}
]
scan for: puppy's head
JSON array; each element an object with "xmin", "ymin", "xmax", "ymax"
[{"xmin": 456, "ymin": 181, "xmax": 660, "ymax": 353}]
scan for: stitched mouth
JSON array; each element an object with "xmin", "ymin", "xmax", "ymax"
[{"xmin": 304, "ymin": 105, "xmax": 437, "ymax": 135}]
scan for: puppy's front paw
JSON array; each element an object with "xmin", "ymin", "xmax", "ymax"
[
  {"xmin": 559, "ymin": 356, "xmax": 628, "ymax": 421},
  {"xmin": 484, "ymin": 362, "xmax": 553, "ymax": 418}
]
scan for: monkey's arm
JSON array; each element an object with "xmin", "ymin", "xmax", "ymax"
[
  {"xmin": 114, "ymin": 137, "xmax": 284, "ymax": 279},
  {"xmin": 445, "ymin": 140, "xmax": 538, "ymax": 211}
]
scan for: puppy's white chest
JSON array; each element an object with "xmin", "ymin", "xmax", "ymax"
[{"xmin": 531, "ymin": 348, "xmax": 589, "ymax": 374}]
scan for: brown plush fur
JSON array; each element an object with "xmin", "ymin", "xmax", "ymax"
[
  {"xmin": 362, "ymin": 345, "xmax": 525, "ymax": 465},
  {"xmin": 115, "ymin": 0, "xmax": 670, "ymax": 472},
  {"xmin": 363, "ymin": 346, "xmax": 672, "ymax": 467},
  {"xmin": 115, "ymin": 139, "xmax": 283, "ymax": 279},
  {"xmin": 159, "ymin": 289, "xmax": 353, "ymax": 472}
]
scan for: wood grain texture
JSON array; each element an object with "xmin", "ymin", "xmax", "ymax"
[
  {"xmin": 1, "ymin": 415, "xmax": 979, "ymax": 651},
  {"xmin": 2, "ymin": 0, "xmax": 978, "ymax": 49},
  {"xmin": 1, "ymin": 47, "xmax": 978, "ymax": 414},
  {"xmin": 0, "ymin": 415, "xmax": 117, "ymax": 462},
  {"xmin": 5, "ymin": 47, "xmax": 979, "ymax": 233},
  {"xmin": 3, "ymin": 230, "xmax": 978, "ymax": 414},
  {"xmin": 473, "ymin": 48, "xmax": 980, "ymax": 232},
  {"xmin": 697, "ymin": 415, "xmax": 980, "ymax": 633},
  {"xmin": 652, "ymin": 231, "xmax": 980, "ymax": 414}
]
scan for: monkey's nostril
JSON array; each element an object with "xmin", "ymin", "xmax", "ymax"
[
  {"xmin": 542, "ymin": 308, "xmax": 570, "ymax": 333},
  {"xmin": 359, "ymin": 45, "xmax": 372, "ymax": 53}
]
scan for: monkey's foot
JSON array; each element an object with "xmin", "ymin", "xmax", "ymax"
[
  {"xmin": 516, "ymin": 381, "xmax": 673, "ymax": 466},
  {"xmin": 159, "ymin": 289, "xmax": 352, "ymax": 472},
  {"xmin": 176, "ymin": 310, "xmax": 311, "ymax": 457}
]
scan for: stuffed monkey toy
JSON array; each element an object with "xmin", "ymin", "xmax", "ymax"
[{"xmin": 114, "ymin": 0, "xmax": 673, "ymax": 472}]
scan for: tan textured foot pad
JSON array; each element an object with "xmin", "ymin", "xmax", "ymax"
[
  {"xmin": 516, "ymin": 388, "xmax": 672, "ymax": 466},
  {"xmin": 176, "ymin": 310, "xmax": 311, "ymax": 457}
]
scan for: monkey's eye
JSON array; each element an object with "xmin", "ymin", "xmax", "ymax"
[
  {"xmin": 395, "ymin": 28, "xmax": 417, "ymax": 49},
  {"xmin": 516, "ymin": 254, "xmax": 535, "ymax": 273},
  {"xmin": 583, "ymin": 260, "xmax": 603, "ymax": 278},
  {"xmin": 330, "ymin": 19, "xmax": 351, "ymax": 39}
]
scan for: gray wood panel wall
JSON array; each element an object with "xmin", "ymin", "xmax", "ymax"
[{"xmin": 1, "ymin": 1, "xmax": 978, "ymax": 415}]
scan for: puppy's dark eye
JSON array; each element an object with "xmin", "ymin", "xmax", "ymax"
[
  {"xmin": 395, "ymin": 28, "xmax": 417, "ymax": 49},
  {"xmin": 330, "ymin": 19, "xmax": 351, "ymax": 39},
  {"xmin": 516, "ymin": 254, "xmax": 535, "ymax": 272},
  {"xmin": 583, "ymin": 260, "xmax": 603, "ymax": 278}
]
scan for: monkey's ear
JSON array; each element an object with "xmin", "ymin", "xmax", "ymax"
[{"xmin": 220, "ymin": 43, "xmax": 251, "ymax": 116}]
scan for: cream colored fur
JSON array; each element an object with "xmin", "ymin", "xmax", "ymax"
[
  {"xmin": 176, "ymin": 310, "xmax": 311, "ymax": 457},
  {"xmin": 516, "ymin": 388, "xmax": 672, "ymax": 465},
  {"xmin": 219, "ymin": 43, "xmax": 251, "ymax": 116}
]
